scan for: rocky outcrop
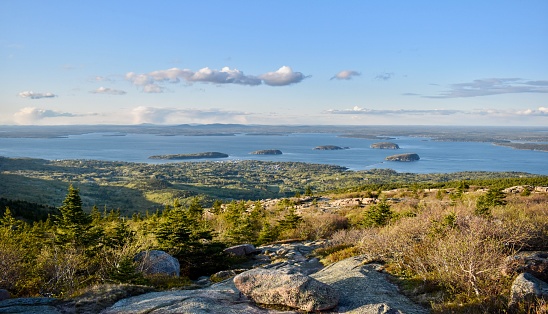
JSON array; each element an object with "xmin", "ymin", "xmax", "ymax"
[
  {"xmin": 100, "ymin": 281, "xmax": 280, "ymax": 314},
  {"xmin": 385, "ymin": 153, "xmax": 420, "ymax": 162},
  {"xmin": 509, "ymin": 272, "xmax": 548, "ymax": 308},
  {"xmin": 370, "ymin": 142, "xmax": 399, "ymax": 149},
  {"xmin": 311, "ymin": 256, "xmax": 428, "ymax": 313},
  {"xmin": 251, "ymin": 150, "xmax": 283, "ymax": 155},
  {"xmin": 503, "ymin": 185, "xmax": 534, "ymax": 194},
  {"xmin": 0, "ymin": 297, "xmax": 60, "ymax": 314},
  {"xmin": 503, "ymin": 251, "xmax": 548, "ymax": 282},
  {"xmin": 234, "ymin": 268, "xmax": 339, "ymax": 311},
  {"xmin": 134, "ymin": 250, "xmax": 180, "ymax": 277},
  {"xmin": 224, "ymin": 244, "xmax": 261, "ymax": 256},
  {"xmin": 254, "ymin": 241, "xmax": 325, "ymax": 275}
]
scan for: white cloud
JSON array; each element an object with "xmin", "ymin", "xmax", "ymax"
[
  {"xmin": 18, "ymin": 91, "xmax": 57, "ymax": 99},
  {"xmin": 90, "ymin": 87, "xmax": 126, "ymax": 95},
  {"xmin": 515, "ymin": 107, "xmax": 548, "ymax": 116},
  {"xmin": 259, "ymin": 66, "xmax": 308, "ymax": 86},
  {"xmin": 331, "ymin": 70, "xmax": 361, "ymax": 80},
  {"xmin": 188, "ymin": 67, "xmax": 262, "ymax": 85},
  {"xmin": 13, "ymin": 107, "xmax": 76, "ymax": 124},
  {"xmin": 126, "ymin": 66, "xmax": 306, "ymax": 92}
]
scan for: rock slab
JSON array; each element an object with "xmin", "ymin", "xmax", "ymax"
[
  {"xmin": 101, "ymin": 280, "xmax": 290, "ymax": 314},
  {"xmin": 311, "ymin": 256, "xmax": 428, "ymax": 314},
  {"xmin": 234, "ymin": 268, "xmax": 339, "ymax": 312}
]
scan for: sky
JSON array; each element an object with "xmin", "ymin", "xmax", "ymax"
[{"xmin": 1, "ymin": 1, "xmax": 547, "ymax": 126}]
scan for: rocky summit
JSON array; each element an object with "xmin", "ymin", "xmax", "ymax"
[{"xmin": 0, "ymin": 245, "xmax": 430, "ymax": 314}]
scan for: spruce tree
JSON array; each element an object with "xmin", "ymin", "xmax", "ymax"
[
  {"xmin": 55, "ymin": 185, "xmax": 96, "ymax": 247},
  {"xmin": 362, "ymin": 199, "xmax": 393, "ymax": 228}
]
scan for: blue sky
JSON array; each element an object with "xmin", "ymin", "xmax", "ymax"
[{"xmin": 1, "ymin": 1, "xmax": 547, "ymax": 126}]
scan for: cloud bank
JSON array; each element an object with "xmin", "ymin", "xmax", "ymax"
[
  {"xmin": 426, "ymin": 78, "xmax": 548, "ymax": 98},
  {"xmin": 11, "ymin": 106, "xmax": 251, "ymax": 125},
  {"xmin": 18, "ymin": 91, "xmax": 57, "ymax": 99},
  {"xmin": 126, "ymin": 66, "xmax": 307, "ymax": 92},
  {"xmin": 13, "ymin": 107, "xmax": 77, "ymax": 124},
  {"xmin": 131, "ymin": 106, "xmax": 250, "ymax": 124},
  {"xmin": 331, "ymin": 70, "xmax": 361, "ymax": 80},
  {"xmin": 325, "ymin": 106, "xmax": 548, "ymax": 117}
]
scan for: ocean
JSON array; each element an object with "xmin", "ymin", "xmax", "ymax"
[{"xmin": 0, "ymin": 132, "xmax": 546, "ymax": 175}]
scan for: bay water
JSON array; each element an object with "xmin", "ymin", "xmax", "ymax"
[{"xmin": 0, "ymin": 132, "xmax": 546, "ymax": 175}]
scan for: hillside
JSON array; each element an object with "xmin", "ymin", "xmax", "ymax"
[{"xmin": 0, "ymin": 156, "xmax": 544, "ymax": 215}]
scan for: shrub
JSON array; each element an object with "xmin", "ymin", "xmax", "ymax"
[{"xmin": 299, "ymin": 213, "xmax": 349, "ymax": 240}]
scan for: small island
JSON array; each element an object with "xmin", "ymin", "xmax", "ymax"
[
  {"xmin": 250, "ymin": 149, "xmax": 283, "ymax": 155},
  {"xmin": 385, "ymin": 153, "xmax": 420, "ymax": 162},
  {"xmin": 149, "ymin": 152, "xmax": 229, "ymax": 160},
  {"xmin": 313, "ymin": 145, "xmax": 349, "ymax": 150},
  {"xmin": 370, "ymin": 142, "xmax": 400, "ymax": 149}
]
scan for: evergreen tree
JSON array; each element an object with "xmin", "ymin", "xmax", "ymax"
[
  {"xmin": 109, "ymin": 256, "xmax": 145, "ymax": 284},
  {"xmin": 54, "ymin": 185, "xmax": 100, "ymax": 247},
  {"xmin": 277, "ymin": 207, "xmax": 303, "ymax": 231},
  {"xmin": 1, "ymin": 207, "xmax": 22, "ymax": 231},
  {"xmin": 475, "ymin": 188, "xmax": 506, "ymax": 217},
  {"xmin": 256, "ymin": 222, "xmax": 279, "ymax": 245},
  {"xmin": 362, "ymin": 199, "xmax": 393, "ymax": 228}
]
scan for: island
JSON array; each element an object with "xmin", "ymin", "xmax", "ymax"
[
  {"xmin": 385, "ymin": 153, "xmax": 420, "ymax": 162},
  {"xmin": 250, "ymin": 149, "xmax": 283, "ymax": 155},
  {"xmin": 149, "ymin": 152, "xmax": 229, "ymax": 160},
  {"xmin": 313, "ymin": 145, "xmax": 349, "ymax": 150},
  {"xmin": 370, "ymin": 142, "xmax": 400, "ymax": 149}
]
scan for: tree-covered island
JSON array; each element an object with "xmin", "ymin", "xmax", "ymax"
[
  {"xmin": 250, "ymin": 149, "xmax": 283, "ymax": 155},
  {"xmin": 149, "ymin": 152, "xmax": 229, "ymax": 160},
  {"xmin": 370, "ymin": 142, "xmax": 400, "ymax": 149}
]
